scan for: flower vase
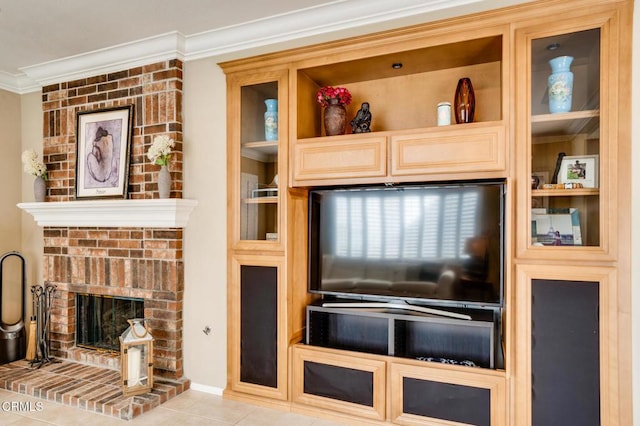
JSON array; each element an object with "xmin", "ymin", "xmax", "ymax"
[
  {"xmin": 264, "ymin": 99, "xmax": 278, "ymax": 141},
  {"xmin": 454, "ymin": 77, "xmax": 475, "ymax": 124},
  {"xmin": 33, "ymin": 176, "xmax": 46, "ymax": 202},
  {"xmin": 323, "ymin": 98, "xmax": 347, "ymax": 136},
  {"xmin": 158, "ymin": 165, "xmax": 171, "ymax": 199},
  {"xmin": 548, "ymin": 56, "xmax": 574, "ymax": 113}
]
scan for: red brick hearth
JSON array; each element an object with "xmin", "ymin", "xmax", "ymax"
[{"xmin": 0, "ymin": 360, "xmax": 189, "ymax": 420}]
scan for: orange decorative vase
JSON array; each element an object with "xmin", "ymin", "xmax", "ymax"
[{"xmin": 323, "ymin": 99, "xmax": 347, "ymax": 136}]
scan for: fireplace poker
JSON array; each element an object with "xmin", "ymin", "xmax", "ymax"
[{"xmin": 44, "ymin": 283, "xmax": 56, "ymax": 360}]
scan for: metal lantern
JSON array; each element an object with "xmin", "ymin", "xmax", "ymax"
[{"xmin": 119, "ymin": 318, "xmax": 154, "ymax": 397}]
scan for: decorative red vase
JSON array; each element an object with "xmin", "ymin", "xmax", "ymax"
[
  {"xmin": 454, "ymin": 77, "xmax": 475, "ymax": 124},
  {"xmin": 323, "ymin": 99, "xmax": 347, "ymax": 136}
]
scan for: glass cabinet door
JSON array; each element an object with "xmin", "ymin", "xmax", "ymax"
[
  {"xmin": 527, "ymin": 28, "xmax": 601, "ymax": 249},
  {"xmin": 235, "ymin": 77, "xmax": 284, "ymax": 243}
]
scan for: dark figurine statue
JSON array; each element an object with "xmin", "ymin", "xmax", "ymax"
[{"xmin": 350, "ymin": 102, "xmax": 372, "ymax": 133}]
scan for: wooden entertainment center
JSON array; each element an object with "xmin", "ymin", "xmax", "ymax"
[{"xmin": 222, "ymin": 0, "xmax": 633, "ymax": 424}]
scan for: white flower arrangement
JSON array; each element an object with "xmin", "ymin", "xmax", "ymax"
[
  {"xmin": 21, "ymin": 149, "xmax": 48, "ymax": 180},
  {"xmin": 147, "ymin": 135, "xmax": 175, "ymax": 166}
]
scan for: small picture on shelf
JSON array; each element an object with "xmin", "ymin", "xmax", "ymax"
[
  {"xmin": 531, "ymin": 208, "xmax": 582, "ymax": 246},
  {"xmin": 558, "ymin": 155, "xmax": 599, "ymax": 188}
]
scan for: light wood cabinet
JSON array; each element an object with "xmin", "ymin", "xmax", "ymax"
[
  {"xmin": 514, "ymin": 6, "xmax": 629, "ymax": 260},
  {"xmin": 390, "ymin": 361, "xmax": 506, "ymax": 426},
  {"xmin": 291, "ymin": 345, "xmax": 387, "ymax": 421},
  {"xmin": 390, "ymin": 122, "xmax": 506, "ymax": 177},
  {"xmin": 224, "ymin": 69, "xmax": 310, "ymax": 404},
  {"xmin": 222, "ymin": 0, "xmax": 632, "ymax": 423},
  {"xmin": 292, "ymin": 135, "xmax": 387, "ymax": 183},
  {"xmin": 226, "ymin": 255, "xmax": 288, "ymax": 400},
  {"xmin": 513, "ymin": 264, "xmax": 618, "ymax": 425}
]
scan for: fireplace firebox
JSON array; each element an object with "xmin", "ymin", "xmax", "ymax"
[{"xmin": 76, "ymin": 294, "xmax": 144, "ymax": 352}]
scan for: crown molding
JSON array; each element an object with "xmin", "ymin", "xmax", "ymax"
[
  {"xmin": 0, "ymin": 71, "xmax": 41, "ymax": 94},
  {"xmin": 19, "ymin": 31, "xmax": 186, "ymax": 90},
  {"xmin": 4, "ymin": 0, "xmax": 513, "ymax": 94}
]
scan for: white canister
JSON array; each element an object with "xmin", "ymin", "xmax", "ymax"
[{"xmin": 437, "ymin": 102, "xmax": 451, "ymax": 126}]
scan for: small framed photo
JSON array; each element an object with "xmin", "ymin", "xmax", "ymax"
[
  {"xmin": 558, "ymin": 155, "xmax": 599, "ymax": 188},
  {"xmin": 75, "ymin": 105, "xmax": 133, "ymax": 199}
]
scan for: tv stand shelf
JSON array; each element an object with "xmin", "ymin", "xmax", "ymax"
[{"xmin": 306, "ymin": 301, "xmax": 501, "ymax": 369}]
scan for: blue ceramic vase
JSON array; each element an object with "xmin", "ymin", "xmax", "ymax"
[
  {"xmin": 548, "ymin": 56, "xmax": 574, "ymax": 114},
  {"xmin": 264, "ymin": 99, "xmax": 278, "ymax": 141}
]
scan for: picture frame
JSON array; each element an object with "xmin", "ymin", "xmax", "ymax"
[
  {"xmin": 531, "ymin": 207, "xmax": 583, "ymax": 246},
  {"xmin": 75, "ymin": 105, "xmax": 133, "ymax": 199},
  {"xmin": 558, "ymin": 154, "xmax": 599, "ymax": 188}
]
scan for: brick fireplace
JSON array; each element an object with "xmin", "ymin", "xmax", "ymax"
[
  {"xmin": 37, "ymin": 60, "xmax": 186, "ymax": 380},
  {"xmin": 44, "ymin": 227, "xmax": 184, "ymax": 378}
]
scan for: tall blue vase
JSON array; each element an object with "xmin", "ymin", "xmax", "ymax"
[
  {"xmin": 548, "ymin": 56, "xmax": 574, "ymax": 114},
  {"xmin": 264, "ymin": 99, "xmax": 278, "ymax": 141}
]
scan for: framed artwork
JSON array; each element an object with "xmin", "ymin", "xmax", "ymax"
[
  {"xmin": 558, "ymin": 155, "xmax": 599, "ymax": 188},
  {"xmin": 75, "ymin": 105, "xmax": 133, "ymax": 199}
]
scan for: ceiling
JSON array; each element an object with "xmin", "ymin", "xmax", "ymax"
[{"xmin": 0, "ymin": 0, "xmax": 533, "ymax": 93}]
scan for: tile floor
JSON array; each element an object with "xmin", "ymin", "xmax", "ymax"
[{"xmin": 0, "ymin": 387, "xmax": 347, "ymax": 425}]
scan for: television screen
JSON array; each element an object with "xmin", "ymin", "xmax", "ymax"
[{"xmin": 308, "ymin": 180, "xmax": 505, "ymax": 308}]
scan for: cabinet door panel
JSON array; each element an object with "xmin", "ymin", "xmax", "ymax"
[
  {"xmin": 292, "ymin": 345, "xmax": 386, "ymax": 421},
  {"xmin": 228, "ymin": 255, "xmax": 288, "ymax": 400},
  {"xmin": 390, "ymin": 361, "xmax": 506, "ymax": 426},
  {"xmin": 293, "ymin": 136, "xmax": 387, "ymax": 182},
  {"xmin": 303, "ymin": 361, "xmax": 373, "ymax": 406},
  {"xmin": 514, "ymin": 265, "xmax": 616, "ymax": 425},
  {"xmin": 391, "ymin": 123, "xmax": 505, "ymax": 176},
  {"xmin": 240, "ymin": 265, "xmax": 278, "ymax": 387},
  {"xmin": 531, "ymin": 279, "xmax": 600, "ymax": 425},
  {"xmin": 403, "ymin": 377, "xmax": 491, "ymax": 426}
]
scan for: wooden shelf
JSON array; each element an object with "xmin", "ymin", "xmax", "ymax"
[
  {"xmin": 241, "ymin": 140, "xmax": 278, "ymax": 156},
  {"xmin": 244, "ymin": 196, "xmax": 278, "ymax": 204},
  {"xmin": 531, "ymin": 110, "xmax": 599, "ymax": 137},
  {"xmin": 532, "ymin": 188, "xmax": 599, "ymax": 197}
]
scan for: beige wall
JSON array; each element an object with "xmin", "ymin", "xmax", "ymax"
[
  {"xmin": 19, "ymin": 92, "xmax": 44, "ymax": 288},
  {"xmin": 182, "ymin": 58, "xmax": 228, "ymax": 390},
  {"xmin": 0, "ymin": 89, "xmax": 23, "ymax": 322}
]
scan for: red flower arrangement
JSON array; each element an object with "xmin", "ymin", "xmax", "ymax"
[{"xmin": 316, "ymin": 86, "xmax": 352, "ymax": 107}]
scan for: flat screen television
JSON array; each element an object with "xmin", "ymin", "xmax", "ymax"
[{"xmin": 308, "ymin": 180, "xmax": 506, "ymax": 311}]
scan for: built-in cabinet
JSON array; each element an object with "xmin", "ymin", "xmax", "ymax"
[{"xmin": 223, "ymin": 0, "xmax": 632, "ymax": 424}]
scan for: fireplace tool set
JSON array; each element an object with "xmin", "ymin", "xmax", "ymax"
[{"xmin": 29, "ymin": 282, "xmax": 58, "ymax": 368}]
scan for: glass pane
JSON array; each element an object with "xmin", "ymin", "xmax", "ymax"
[
  {"xmin": 240, "ymin": 81, "xmax": 279, "ymax": 241},
  {"xmin": 530, "ymin": 29, "xmax": 600, "ymax": 247}
]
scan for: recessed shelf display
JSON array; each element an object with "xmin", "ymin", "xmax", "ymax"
[{"xmin": 297, "ymin": 35, "xmax": 504, "ymax": 138}]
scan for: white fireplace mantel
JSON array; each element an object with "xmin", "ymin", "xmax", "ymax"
[{"xmin": 17, "ymin": 199, "xmax": 198, "ymax": 228}]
